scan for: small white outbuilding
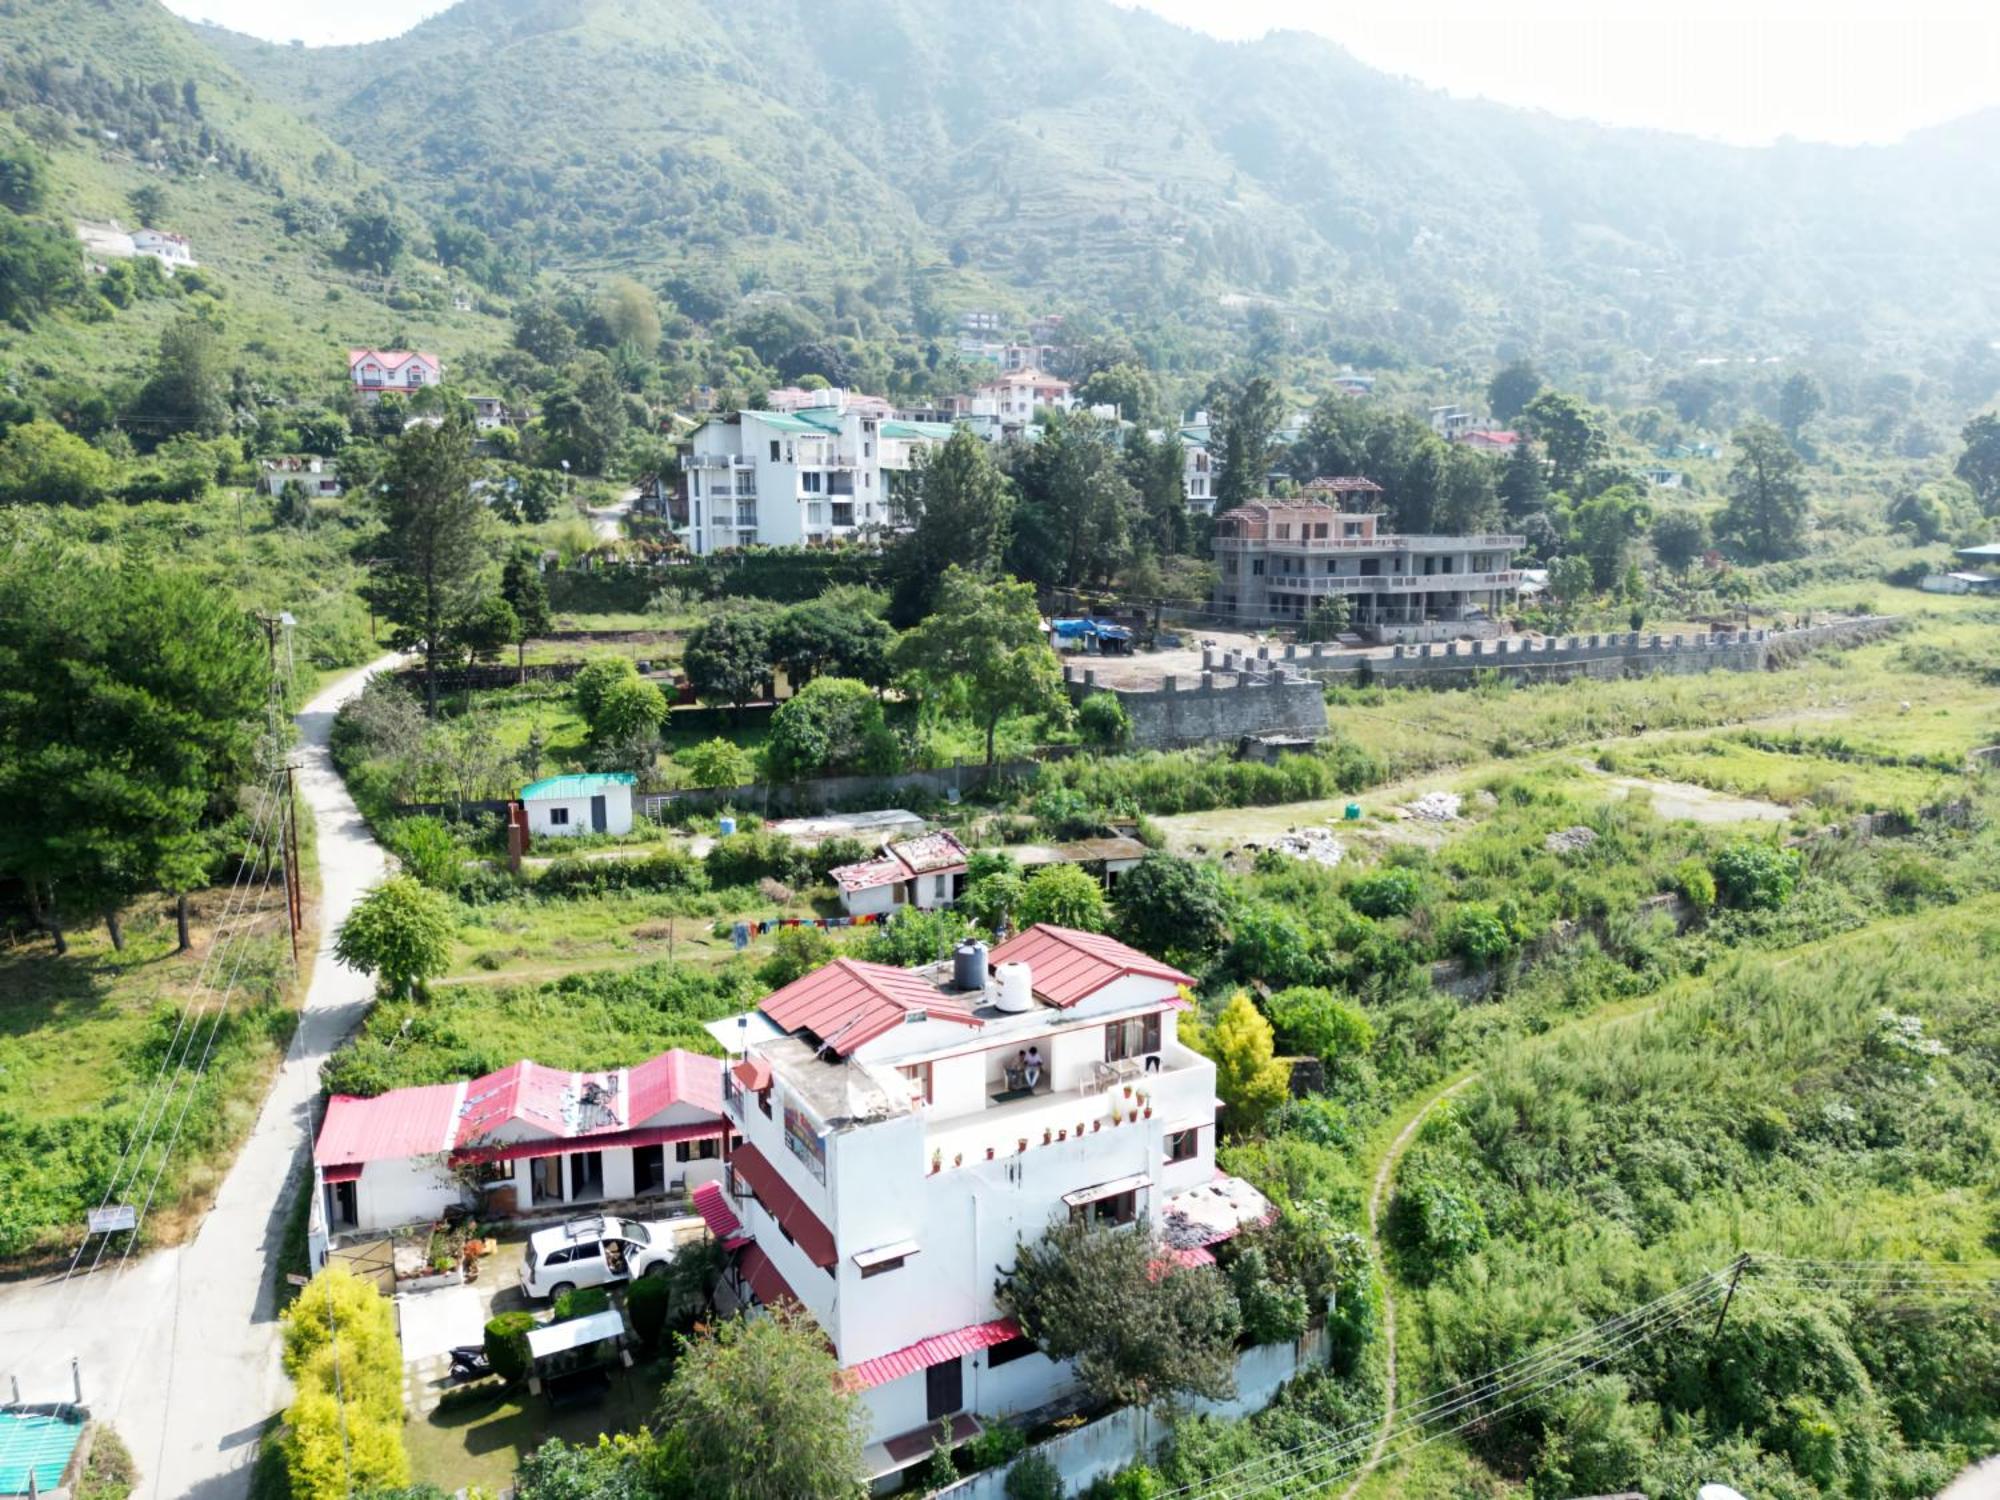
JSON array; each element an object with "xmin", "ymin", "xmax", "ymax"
[{"xmin": 521, "ymin": 772, "xmax": 636, "ymax": 837}]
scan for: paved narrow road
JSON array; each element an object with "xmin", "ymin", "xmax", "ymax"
[
  {"xmin": 586, "ymin": 484, "xmax": 638, "ymax": 541},
  {"xmin": 0, "ymin": 655, "xmax": 397, "ymax": 1500}
]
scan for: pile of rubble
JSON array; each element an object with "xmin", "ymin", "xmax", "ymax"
[
  {"xmin": 1399, "ymin": 791, "xmax": 1462, "ymax": 823},
  {"xmin": 1543, "ymin": 825, "xmax": 1599, "ymax": 856},
  {"xmin": 1246, "ymin": 826, "xmax": 1344, "ymax": 868}
]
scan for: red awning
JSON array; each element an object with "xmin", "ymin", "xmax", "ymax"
[
  {"xmin": 842, "ymin": 1318, "xmax": 1023, "ymax": 1391},
  {"xmin": 735, "ymin": 1242, "xmax": 799, "ymax": 1308},
  {"xmin": 451, "ymin": 1120, "xmax": 723, "ymax": 1167},
  {"xmin": 691, "ymin": 1180, "xmax": 749, "ymax": 1249},
  {"xmin": 730, "ymin": 1143, "xmax": 837, "ymax": 1268},
  {"xmin": 320, "ymin": 1163, "xmax": 362, "ymax": 1184}
]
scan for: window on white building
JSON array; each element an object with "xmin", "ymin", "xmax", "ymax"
[
  {"xmin": 548, "ymin": 807, "xmax": 570, "ymax": 826},
  {"xmin": 803, "ymin": 472, "xmax": 822, "ymax": 493},
  {"xmin": 770, "ymin": 439, "xmax": 781, "ymax": 461},
  {"xmin": 1070, "ymin": 1189, "xmax": 1137, "ymax": 1228},
  {"xmin": 1166, "ymin": 1128, "xmax": 1199, "ymax": 1164}
]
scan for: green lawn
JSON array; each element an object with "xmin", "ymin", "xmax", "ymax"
[{"xmin": 406, "ymin": 1369, "xmax": 663, "ymax": 1496}]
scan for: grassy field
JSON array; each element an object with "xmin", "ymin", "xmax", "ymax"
[{"xmin": 0, "ymin": 852, "xmax": 306, "ymax": 1264}]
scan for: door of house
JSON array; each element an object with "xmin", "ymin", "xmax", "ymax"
[
  {"xmin": 590, "ymin": 794, "xmax": 607, "ymax": 832},
  {"xmin": 570, "ymin": 1150, "xmax": 604, "ymax": 1200},
  {"xmin": 926, "ymin": 1357, "xmax": 963, "ymax": 1421}
]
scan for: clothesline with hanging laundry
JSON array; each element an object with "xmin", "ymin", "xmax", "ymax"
[{"xmin": 732, "ymin": 912, "xmax": 890, "ymax": 947}]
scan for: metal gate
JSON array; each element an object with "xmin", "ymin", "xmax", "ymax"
[{"xmin": 331, "ymin": 1235, "xmax": 395, "ymax": 1294}]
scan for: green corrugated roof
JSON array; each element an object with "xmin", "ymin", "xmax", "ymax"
[
  {"xmin": 743, "ymin": 411, "xmax": 832, "ymax": 434},
  {"xmin": 882, "ymin": 419, "xmax": 957, "ymax": 441},
  {"xmin": 790, "ymin": 407, "xmax": 845, "ymax": 433},
  {"xmin": 520, "ymin": 773, "xmax": 636, "ymax": 800}
]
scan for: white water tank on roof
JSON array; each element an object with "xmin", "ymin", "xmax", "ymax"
[{"xmin": 993, "ymin": 961, "xmax": 1033, "ymax": 1013}]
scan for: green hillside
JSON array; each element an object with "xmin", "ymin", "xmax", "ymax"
[
  {"xmin": 0, "ymin": 0, "xmax": 511, "ymax": 413},
  {"xmin": 191, "ymin": 0, "xmax": 2000, "ymax": 376}
]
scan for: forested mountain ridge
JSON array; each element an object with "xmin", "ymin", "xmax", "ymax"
[
  {"xmin": 189, "ymin": 0, "xmax": 2000, "ymax": 372},
  {"xmin": 0, "ymin": 0, "xmax": 512, "ymax": 406}
]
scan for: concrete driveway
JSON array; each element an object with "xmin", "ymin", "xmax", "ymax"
[{"xmin": 0, "ymin": 654, "xmax": 399, "ymax": 1500}]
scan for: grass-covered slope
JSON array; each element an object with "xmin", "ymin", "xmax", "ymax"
[{"xmin": 0, "ymin": 0, "xmax": 511, "ymax": 404}]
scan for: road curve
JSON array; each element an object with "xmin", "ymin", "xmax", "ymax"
[{"xmin": 0, "ymin": 654, "xmax": 397, "ymax": 1500}]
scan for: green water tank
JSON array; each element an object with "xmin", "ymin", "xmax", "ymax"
[{"xmin": 1344, "ymin": 802, "xmax": 1361, "ymax": 821}]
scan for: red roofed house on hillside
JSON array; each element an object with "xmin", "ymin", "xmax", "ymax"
[
  {"xmin": 311, "ymin": 1048, "xmax": 729, "ymax": 1239},
  {"xmin": 698, "ymin": 923, "xmax": 1271, "ymax": 1483},
  {"xmin": 349, "ymin": 348, "xmax": 442, "ymax": 400}
]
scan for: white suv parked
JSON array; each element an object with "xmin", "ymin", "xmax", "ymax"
[{"xmin": 520, "ymin": 1215, "xmax": 673, "ymax": 1301}]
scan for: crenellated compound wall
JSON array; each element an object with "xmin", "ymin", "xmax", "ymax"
[{"xmin": 1211, "ymin": 616, "xmax": 1899, "ymax": 689}]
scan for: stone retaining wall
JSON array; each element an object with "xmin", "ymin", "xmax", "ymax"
[
  {"xmin": 1063, "ymin": 663, "xmax": 1330, "ymax": 750},
  {"xmin": 1213, "ymin": 616, "xmax": 1899, "ymax": 689}
]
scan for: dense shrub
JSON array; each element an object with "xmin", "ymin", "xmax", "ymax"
[
  {"xmin": 1712, "ymin": 841, "xmax": 1802, "ymax": 911},
  {"xmin": 764, "ymin": 676, "xmax": 899, "ymax": 779},
  {"xmin": 382, "ymin": 815, "xmax": 462, "ymax": 891},
  {"xmin": 552, "ymin": 1284, "xmax": 611, "ymax": 1320},
  {"xmin": 757, "ymin": 924, "xmax": 840, "ymax": 987},
  {"xmin": 1035, "ymin": 741, "xmax": 1382, "ymax": 818},
  {"xmin": 1077, "ymin": 691, "xmax": 1133, "ymax": 748},
  {"xmin": 962, "ymin": 1423, "xmax": 1027, "ymax": 1473},
  {"xmin": 280, "ymin": 1269, "xmax": 410, "ymax": 1497},
  {"xmin": 1114, "ymin": 852, "xmax": 1230, "ymax": 966},
  {"xmin": 1345, "ymin": 866, "xmax": 1422, "ymax": 918},
  {"xmin": 1013, "ymin": 862, "xmax": 1110, "ymax": 932},
  {"xmin": 625, "ymin": 1273, "xmax": 672, "ymax": 1349},
  {"xmin": 484, "ymin": 1311, "xmax": 536, "ymax": 1384},
  {"xmin": 534, "ymin": 848, "xmax": 702, "ymax": 896},
  {"xmin": 1263, "ymin": 986, "xmax": 1374, "ymax": 1065},
  {"xmin": 1448, "ymin": 904, "xmax": 1514, "ymax": 968},
  {"xmin": 1674, "ymin": 856, "xmax": 1717, "ymax": 912},
  {"xmin": 1005, "ymin": 1451, "xmax": 1064, "ymax": 1500},
  {"xmin": 704, "ymin": 829, "xmax": 811, "ymax": 889},
  {"xmin": 851, "ymin": 905, "xmax": 972, "ymax": 966},
  {"xmin": 808, "ymin": 835, "xmax": 870, "ymax": 880}
]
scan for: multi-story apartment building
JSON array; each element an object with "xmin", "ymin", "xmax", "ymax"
[
  {"xmin": 677, "ymin": 391, "xmax": 955, "ymax": 555},
  {"xmin": 697, "ymin": 924, "xmax": 1270, "ymax": 1481},
  {"xmin": 1213, "ymin": 500, "xmax": 1525, "ymax": 639}
]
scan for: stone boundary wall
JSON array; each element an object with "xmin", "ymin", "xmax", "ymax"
[
  {"xmin": 1064, "ymin": 663, "xmax": 1330, "ymax": 750},
  {"xmin": 1212, "ymin": 615, "xmax": 1900, "ymax": 689}
]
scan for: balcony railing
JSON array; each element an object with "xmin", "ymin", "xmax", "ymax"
[
  {"xmin": 683, "ymin": 453, "xmax": 753, "ymax": 471},
  {"xmin": 1252, "ymin": 570, "xmax": 1524, "ymax": 593},
  {"xmin": 1214, "ymin": 533, "xmax": 1525, "ymax": 553},
  {"xmin": 923, "ymin": 1042, "xmax": 1211, "ymax": 1170}
]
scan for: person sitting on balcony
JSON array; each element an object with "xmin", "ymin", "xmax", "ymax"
[{"xmin": 1023, "ymin": 1046, "xmax": 1043, "ymax": 1091}]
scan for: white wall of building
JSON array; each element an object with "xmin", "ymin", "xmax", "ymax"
[
  {"xmin": 353, "ymin": 1156, "xmax": 460, "ymax": 1231},
  {"xmin": 525, "ymin": 783, "xmax": 632, "ymax": 837},
  {"xmin": 839, "ymin": 883, "xmax": 901, "ymax": 918}
]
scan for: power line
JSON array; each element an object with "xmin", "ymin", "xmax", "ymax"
[
  {"xmin": 1160, "ymin": 1268, "xmax": 1732, "ymax": 1500},
  {"xmin": 57, "ymin": 781, "xmax": 287, "ymax": 1282}
]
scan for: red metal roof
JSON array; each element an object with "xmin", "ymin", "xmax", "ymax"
[
  {"xmin": 735, "ymin": 1242, "xmax": 800, "ymax": 1308},
  {"xmin": 691, "ymin": 1180, "xmax": 747, "ymax": 1248},
  {"xmin": 313, "ymin": 1083, "xmax": 460, "ymax": 1168},
  {"xmin": 730, "ymin": 1143, "xmax": 837, "ymax": 1268},
  {"xmin": 629, "ymin": 1048, "xmax": 720, "ymax": 1120},
  {"xmin": 731, "ymin": 1057, "xmax": 771, "ymax": 1091},
  {"xmin": 314, "ymin": 1050, "xmax": 723, "ymax": 1167},
  {"xmin": 842, "ymin": 1318, "xmax": 1022, "ymax": 1391},
  {"xmin": 987, "ymin": 925, "xmax": 1194, "ymax": 1009},
  {"xmin": 759, "ymin": 958, "xmax": 981, "ymax": 1056}
]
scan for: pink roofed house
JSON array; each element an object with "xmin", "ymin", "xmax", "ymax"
[
  {"xmin": 312, "ymin": 1047, "xmax": 729, "ymax": 1238},
  {"xmin": 349, "ymin": 348, "xmax": 442, "ymax": 400}
]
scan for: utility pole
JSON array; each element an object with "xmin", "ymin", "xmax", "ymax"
[
  {"xmin": 1710, "ymin": 1253, "xmax": 1751, "ymax": 1340},
  {"xmin": 282, "ymin": 764, "xmax": 303, "ymax": 968}
]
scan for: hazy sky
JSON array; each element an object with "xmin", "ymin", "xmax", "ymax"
[{"xmin": 162, "ymin": 0, "xmax": 2000, "ymax": 146}]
